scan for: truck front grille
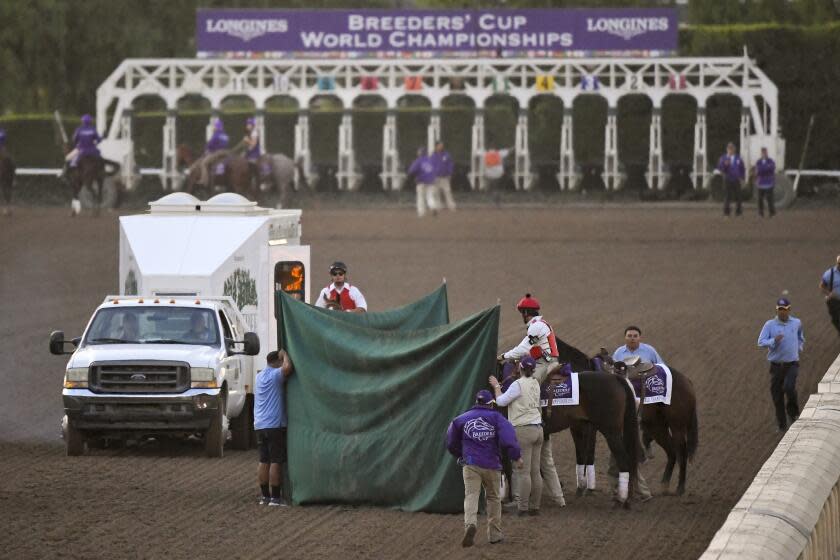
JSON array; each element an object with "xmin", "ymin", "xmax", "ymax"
[{"xmin": 90, "ymin": 362, "xmax": 189, "ymax": 394}]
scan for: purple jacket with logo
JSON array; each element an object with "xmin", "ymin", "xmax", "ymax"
[
  {"xmin": 446, "ymin": 404, "xmax": 521, "ymax": 470},
  {"xmin": 431, "ymin": 150, "xmax": 453, "ymax": 178},
  {"xmin": 72, "ymin": 125, "xmax": 101, "ymax": 158},
  {"xmin": 716, "ymin": 153, "xmax": 745, "ymax": 183},
  {"xmin": 755, "ymin": 157, "xmax": 776, "ymax": 188},
  {"xmin": 408, "ymin": 154, "xmax": 436, "ymax": 185}
]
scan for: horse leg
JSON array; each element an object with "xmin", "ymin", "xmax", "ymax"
[
  {"xmin": 583, "ymin": 424, "xmax": 597, "ymax": 494},
  {"xmin": 649, "ymin": 421, "xmax": 676, "ymax": 494},
  {"xmin": 672, "ymin": 426, "xmax": 689, "ymax": 495},
  {"xmin": 93, "ymin": 173, "xmax": 103, "ymax": 217},
  {"xmin": 570, "ymin": 424, "xmax": 588, "ymax": 497},
  {"xmin": 602, "ymin": 429, "xmax": 632, "ymax": 508}
]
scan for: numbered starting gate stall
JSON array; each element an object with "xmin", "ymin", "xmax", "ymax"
[{"xmin": 97, "ymin": 54, "xmax": 783, "ymax": 192}]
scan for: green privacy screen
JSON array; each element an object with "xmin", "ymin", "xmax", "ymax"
[
  {"xmin": 307, "ymin": 283, "xmax": 450, "ymax": 331},
  {"xmin": 276, "ymin": 290, "xmax": 500, "ymax": 513}
]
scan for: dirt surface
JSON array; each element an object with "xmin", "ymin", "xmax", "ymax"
[{"xmin": 2, "ymin": 205, "xmax": 839, "ymax": 560}]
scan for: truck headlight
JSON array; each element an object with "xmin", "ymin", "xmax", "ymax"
[
  {"xmin": 64, "ymin": 367, "xmax": 89, "ymax": 389},
  {"xmin": 191, "ymin": 367, "xmax": 217, "ymax": 389}
]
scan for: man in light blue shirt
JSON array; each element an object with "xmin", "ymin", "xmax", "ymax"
[
  {"xmin": 613, "ymin": 326, "xmax": 664, "ymax": 365},
  {"xmin": 820, "ymin": 255, "xmax": 840, "ymax": 336},
  {"xmin": 254, "ymin": 349, "xmax": 294, "ymax": 506},
  {"xmin": 757, "ymin": 298, "xmax": 804, "ymax": 432}
]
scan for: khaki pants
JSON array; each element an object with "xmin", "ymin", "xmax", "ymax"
[
  {"xmin": 608, "ymin": 452, "xmax": 652, "ymax": 499},
  {"xmin": 463, "ymin": 465, "xmax": 502, "ymax": 542},
  {"xmin": 533, "ymin": 358, "xmax": 555, "ymax": 384},
  {"xmin": 435, "ymin": 177, "xmax": 456, "ymax": 211},
  {"xmin": 540, "ymin": 433, "xmax": 565, "ymax": 504},
  {"xmin": 512, "ymin": 424, "xmax": 543, "ymax": 512},
  {"xmin": 416, "ymin": 182, "xmax": 440, "ymax": 217}
]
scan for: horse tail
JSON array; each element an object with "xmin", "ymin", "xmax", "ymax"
[
  {"xmin": 619, "ymin": 378, "xmax": 639, "ymax": 483},
  {"xmin": 687, "ymin": 399, "xmax": 699, "ymax": 461},
  {"xmin": 295, "ymin": 156, "xmax": 309, "ymax": 189}
]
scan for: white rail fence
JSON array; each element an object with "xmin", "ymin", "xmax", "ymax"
[{"xmin": 701, "ymin": 352, "xmax": 840, "ymax": 559}]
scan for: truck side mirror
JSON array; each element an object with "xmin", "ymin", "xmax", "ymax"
[
  {"xmin": 226, "ymin": 332, "xmax": 260, "ymax": 356},
  {"xmin": 243, "ymin": 332, "xmax": 260, "ymax": 356},
  {"xmin": 49, "ymin": 331, "xmax": 78, "ymax": 355}
]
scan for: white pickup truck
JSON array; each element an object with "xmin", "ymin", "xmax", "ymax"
[
  {"xmin": 51, "ymin": 296, "xmax": 259, "ymax": 457},
  {"xmin": 50, "ymin": 192, "xmax": 311, "ymax": 457}
]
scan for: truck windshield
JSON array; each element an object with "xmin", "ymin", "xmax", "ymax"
[{"xmin": 84, "ymin": 307, "xmax": 220, "ymax": 347}]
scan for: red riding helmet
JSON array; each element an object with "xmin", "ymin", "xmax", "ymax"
[{"xmin": 516, "ymin": 293, "xmax": 541, "ymax": 312}]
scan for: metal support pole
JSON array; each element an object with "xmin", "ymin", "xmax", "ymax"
[
  {"xmin": 162, "ymin": 109, "xmax": 178, "ymax": 191},
  {"xmin": 380, "ymin": 110, "xmax": 402, "ymax": 191},
  {"xmin": 647, "ymin": 107, "xmax": 665, "ymax": 190},
  {"xmin": 119, "ymin": 108, "xmax": 135, "ymax": 190},
  {"xmin": 692, "ymin": 107, "xmax": 707, "ymax": 189},
  {"xmin": 557, "ymin": 107, "xmax": 575, "ymax": 191},
  {"xmin": 514, "ymin": 108, "xmax": 531, "ymax": 190},
  {"xmin": 427, "ymin": 109, "xmax": 441, "ymax": 154},
  {"xmin": 255, "ymin": 109, "xmax": 266, "ymax": 155},
  {"xmin": 470, "ymin": 108, "xmax": 485, "ymax": 190},
  {"xmin": 739, "ymin": 106, "xmax": 752, "ymax": 172},
  {"xmin": 294, "ymin": 109, "xmax": 311, "ymax": 187},
  {"xmin": 604, "ymin": 106, "xmax": 619, "ymax": 190},
  {"xmin": 336, "ymin": 110, "xmax": 357, "ymax": 190}
]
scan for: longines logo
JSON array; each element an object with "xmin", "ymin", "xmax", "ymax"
[
  {"xmin": 586, "ymin": 17, "xmax": 669, "ymax": 41},
  {"xmin": 205, "ymin": 18, "xmax": 289, "ymax": 42}
]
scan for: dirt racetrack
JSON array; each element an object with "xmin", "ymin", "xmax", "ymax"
[{"xmin": 2, "ymin": 204, "xmax": 839, "ymax": 560}]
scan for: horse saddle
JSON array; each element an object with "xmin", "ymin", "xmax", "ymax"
[{"xmin": 622, "ymin": 356, "xmax": 656, "ymax": 378}]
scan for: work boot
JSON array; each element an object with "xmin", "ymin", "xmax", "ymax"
[{"xmin": 461, "ymin": 524, "xmax": 476, "ymax": 548}]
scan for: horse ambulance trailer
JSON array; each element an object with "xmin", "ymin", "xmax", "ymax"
[{"xmin": 49, "ymin": 192, "xmax": 311, "ymax": 457}]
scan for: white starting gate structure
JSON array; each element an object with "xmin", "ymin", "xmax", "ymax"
[{"xmin": 96, "ymin": 51, "xmax": 784, "ymax": 192}]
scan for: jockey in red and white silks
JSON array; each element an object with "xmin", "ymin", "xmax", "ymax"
[
  {"xmin": 314, "ymin": 261, "xmax": 367, "ymax": 312},
  {"xmin": 501, "ymin": 294, "xmax": 559, "ymax": 384}
]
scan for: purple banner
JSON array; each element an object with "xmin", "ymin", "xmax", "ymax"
[{"xmin": 196, "ymin": 8, "xmax": 677, "ymax": 58}]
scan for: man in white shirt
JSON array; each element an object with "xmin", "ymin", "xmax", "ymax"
[
  {"xmin": 314, "ymin": 261, "xmax": 367, "ymax": 313},
  {"xmin": 489, "ymin": 357, "xmax": 542, "ymax": 516}
]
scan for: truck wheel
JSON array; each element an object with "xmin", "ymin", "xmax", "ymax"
[
  {"xmin": 230, "ymin": 395, "xmax": 253, "ymax": 451},
  {"xmin": 66, "ymin": 421, "xmax": 86, "ymax": 456},
  {"xmin": 205, "ymin": 404, "xmax": 225, "ymax": 458}
]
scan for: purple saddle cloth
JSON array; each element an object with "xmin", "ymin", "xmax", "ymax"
[{"xmin": 629, "ymin": 365, "xmax": 669, "ymax": 400}]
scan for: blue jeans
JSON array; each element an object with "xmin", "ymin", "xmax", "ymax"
[{"xmin": 769, "ymin": 361, "xmax": 799, "ymax": 429}]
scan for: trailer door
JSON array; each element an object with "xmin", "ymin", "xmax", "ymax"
[{"xmin": 269, "ymin": 245, "xmax": 311, "ymax": 351}]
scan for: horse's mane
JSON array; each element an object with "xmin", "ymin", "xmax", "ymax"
[{"xmin": 553, "ymin": 336, "xmax": 593, "ymax": 372}]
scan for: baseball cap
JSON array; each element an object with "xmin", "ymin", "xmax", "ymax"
[
  {"xmin": 520, "ymin": 356, "xmax": 537, "ymax": 370},
  {"xmin": 776, "ymin": 297, "xmax": 791, "ymax": 309},
  {"xmin": 475, "ymin": 389, "xmax": 495, "ymax": 405}
]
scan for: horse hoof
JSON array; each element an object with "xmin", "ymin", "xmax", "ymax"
[
  {"xmin": 677, "ymin": 487, "xmax": 686, "ymax": 496},
  {"xmin": 575, "ymin": 488, "xmax": 584, "ymax": 497},
  {"xmin": 623, "ymin": 500, "xmax": 632, "ymax": 510}
]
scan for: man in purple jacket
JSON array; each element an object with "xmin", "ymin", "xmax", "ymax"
[
  {"xmin": 752, "ymin": 147, "xmax": 776, "ymax": 217},
  {"xmin": 716, "ymin": 142, "xmax": 746, "ymax": 217},
  {"xmin": 446, "ymin": 389, "xmax": 522, "ymax": 548},
  {"xmin": 408, "ymin": 147, "xmax": 439, "ymax": 218},
  {"xmin": 431, "ymin": 141, "xmax": 456, "ymax": 212}
]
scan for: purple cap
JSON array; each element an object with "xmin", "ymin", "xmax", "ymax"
[
  {"xmin": 475, "ymin": 389, "xmax": 495, "ymax": 405},
  {"xmin": 776, "ymin": 298, "xmax": 791, "ymax": 309},
  {"xmin": 246, "ymin": 117, "xmax": 256, "ymax": 126},
  {"xmin": 520, "ymin": 356, "xmax": 536, "ymax": 370},
  {"xmin": 81, "ymin": 114, "xmax": 92, "ymax": 125},
  {"xmin": 214, "ymin": 119, "xmax": 224, "ymax": 131}
]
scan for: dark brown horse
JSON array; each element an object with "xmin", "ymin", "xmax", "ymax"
[
  {"xmin": 68, "ymin": 155, "xmax": 119, "ymax": 216},
  {"xmin": 180, "ymin": 144, "xmax": 254, "ymax": 200},
  {"xmin": 0, "ymin": 150, "xmax": 15, "ymax": 215},
  {"xmin": 497, "ymin": 356, "xmax": 640, "ymax": 507},
  {"xmin": 597, "ymin": 350, "xmax": 699, "ymax": 496}
]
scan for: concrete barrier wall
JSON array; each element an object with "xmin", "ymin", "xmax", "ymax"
[{"xmin": 700, "ymin": 353, "xmax": 840, "ymax": 560}]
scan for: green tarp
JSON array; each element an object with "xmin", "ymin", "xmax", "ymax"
[
  {"xmin": 308, "ymin": 283, "xmax": 450, "ymax": 330},
  {"xmin": 277, "ymin": 290, "xmax": 500, "ymax": 513}
]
